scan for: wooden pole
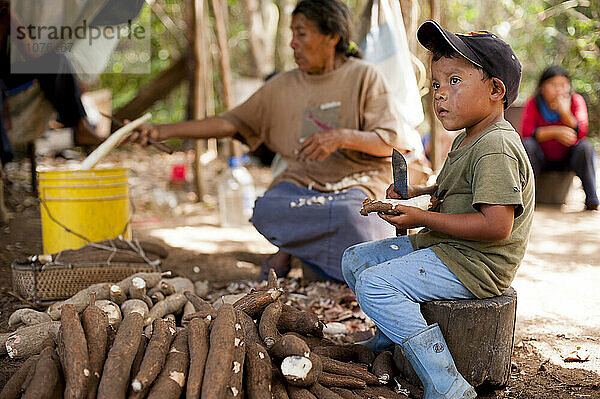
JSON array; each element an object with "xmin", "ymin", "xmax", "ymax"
[
  {"xmin": 189, "ymin": 0, "xmax": 215, "ymax": 201},
  {"xmin": 275, "ymin": 0, "xmax": 294, "ymax": 71},
  {"xmin": 209, "ymin": 0, "xmax": 241, "ymax": 157},
  {"xmin": 210, "ymin": 0, "xmax": 232, "ymax": 110}
]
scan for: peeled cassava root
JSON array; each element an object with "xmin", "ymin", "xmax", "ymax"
[{"xmin": 281, "ymin": 353, "xmax": 322, "ymax": 387}]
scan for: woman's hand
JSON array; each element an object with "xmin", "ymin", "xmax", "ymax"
[
  {"xmin": 538, "ymin": 125, "xmax": 577, "ymax": 147},
  {"xmin": 554, "ymin": 94, "xmax": 572, "ymax": 115},
  {"xmin": 378, "ymin": 205, "xmax": 425, "ymax": 230},
  {"xmin": 126, "ymin": 123, "xmax": 161, "ymax": 147},
  {"xmin": 554, "ymin": 126, "xmax": 577, "ymax": 146},
  {"xmin": 296, "ymin": 129, "xmax": 346, "ymax": 162}
]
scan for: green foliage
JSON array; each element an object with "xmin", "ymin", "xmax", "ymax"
[
  {"xmin": 93, "ymin": 0, "xmax": 599, "ymax": 142},
  {"xmin": 443, "ymin": 0, "xmax": 600, "ymax": 140},
  {"xmin": 93, "ymin": 0, "xmax": 188, "ymax": 123}
]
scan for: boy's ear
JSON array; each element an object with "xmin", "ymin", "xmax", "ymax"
[{"xmin": 490, "ymin": 77, "xmax": 507, "ymax": 104}]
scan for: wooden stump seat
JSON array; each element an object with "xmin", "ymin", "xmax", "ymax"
[
  {"xmin": 393, "ymin": 287, "xmax": 517, "ymax": 390},
  {"xmin": 536, "ymin": 171, "xmax": 574, "ymax": 205}
]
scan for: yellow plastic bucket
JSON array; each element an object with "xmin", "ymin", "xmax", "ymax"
[{"xmin": 38, "ymin": 167, "xmax": 131, "ymax": 254}]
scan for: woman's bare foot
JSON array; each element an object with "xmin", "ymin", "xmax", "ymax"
[{"xmin": 261, "ymin": 250, "xmax": 292, "ymax": 280}]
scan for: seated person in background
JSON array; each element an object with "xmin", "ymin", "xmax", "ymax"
[
  {"xmin": 520, "ymin": 65, "xmax": 598, "ymax": 211},
  {"xmin": 130, "ymin": 0, "xmax": 410, "ymax": 282},
  {"xmin": 0, "ymin": 0, "xmax": 104, "ymax": 164},
  {"xmin": 342, "ymin": 21, "xmax": 533, "ymax": 399}
]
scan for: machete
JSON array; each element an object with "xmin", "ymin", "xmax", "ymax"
[{"xmin": 392, "ymin": 149, "xmax": 408, "ymax": 235}]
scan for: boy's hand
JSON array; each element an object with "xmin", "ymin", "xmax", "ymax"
[
  {"xmin": 378, "ymin": 204, "xmax": 426, "ymax": 229},
  {"xmin": 385, "ymin": 183, "xmax": 402, "ymax": 199}
]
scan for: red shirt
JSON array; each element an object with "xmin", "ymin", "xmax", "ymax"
[{"xmin": 520, "ymin": 92, "xmax": 588, "ymax": 161}]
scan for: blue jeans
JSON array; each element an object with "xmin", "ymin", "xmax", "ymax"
[
  {"xmin": 252, "ymin": 182, "xmax": 394, "ymax": 281},
  {"xmin": 342, "ymin": 236, "xmax": 475, "ymax": 347}
]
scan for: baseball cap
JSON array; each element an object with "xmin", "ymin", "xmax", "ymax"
[{"xmin": 417, "ymin": 20, "xmax": 522, "ymax": 108}]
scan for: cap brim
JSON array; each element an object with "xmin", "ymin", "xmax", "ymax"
[{"xmin": 417, "ymin": 21, "xmax": 483, "ymax": 68}]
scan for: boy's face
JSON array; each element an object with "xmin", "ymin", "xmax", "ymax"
[{"xmin": 431, "ymin": 56, "xmax": 496, "ymax": 132}]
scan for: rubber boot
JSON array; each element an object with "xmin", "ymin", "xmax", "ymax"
[
  {"xmin": 356, "ymin": 328, "xmax": 395, "ymax": 353},
  {"xmin": 401, "ymin": 324, "xmax": 477, "ymax": 399}
]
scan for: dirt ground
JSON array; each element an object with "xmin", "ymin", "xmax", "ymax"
[{"xmin": 0, "ymin": 148, "xmax": 598, "ymax": 398}]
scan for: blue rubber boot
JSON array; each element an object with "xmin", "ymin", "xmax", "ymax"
[
  {"xmin": 356, "ymin": 328, "xmax": 395, "ymax": 353},
  {"xmin": 401, "ymin": 324, "xmax": 477, "ymax": 399}
]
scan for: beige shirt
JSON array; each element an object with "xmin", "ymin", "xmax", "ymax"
[
  {"xmin": 220, "ymin": 58, "xmax": 408, "ymax": 198},
  {"xmin": 410, "ymin": 121, "xmax": 535, "ymax": 298}
]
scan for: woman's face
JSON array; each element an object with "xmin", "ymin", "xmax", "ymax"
[
  {"xmin": 290, "ymin": 13, "xmax": 339, "ymax": 74},
  {"xmin": 540, "ymin": 75, "xmax": 571, "ymax": 103}
]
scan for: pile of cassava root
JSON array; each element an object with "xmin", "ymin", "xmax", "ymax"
[{"xmin": 0, "ymin": 269, "xmax": 408, "ymax": 399}]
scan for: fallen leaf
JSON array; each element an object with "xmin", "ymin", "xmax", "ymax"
[{"xmin": 563, "ymin": 347, "xmax": 590, "ymax": 362}]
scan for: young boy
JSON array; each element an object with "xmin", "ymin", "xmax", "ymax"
[{"xmin": 341, "ymin": 21, "xmax": 534, "ymax": 399}]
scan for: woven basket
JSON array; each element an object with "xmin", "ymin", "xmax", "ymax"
[{"xmin": 12, "ymin": 260, "xmax": 161, "ymax": 303}]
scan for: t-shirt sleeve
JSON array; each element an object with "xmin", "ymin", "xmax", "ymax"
[
  {"xmin": 471, "ymin": 152, "xmax": 524, "ymax": 217},
  {"xmin": 360, "ymin": 67, "xmax": 410, "ymax": 150},
  {"xmin": 571, "ymin": 93, "xmax": 588, "ymax": 139},
  {"xmin": 219, "ymin": 85, "xmax": 267, "ymax": 151}
]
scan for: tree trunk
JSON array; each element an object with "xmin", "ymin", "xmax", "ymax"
[
  {"xmin": 187, "ymin": 0, "xmax": 216, "ymax": 201},
  {"xmin": 241, "ymin": 0, "xmax": 276, "ymax": 77},
  {"xmin": 393, "ymin": 287, "xmax": 517, "ymax": 389},
  {"xmin": 275, "ymin": 0, "xmax": 294, "ymax": 72}
]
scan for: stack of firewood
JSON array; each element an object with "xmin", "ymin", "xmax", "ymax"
[{"xmin": 0, "ymin": 269, "xmax": 407, "ymax": 399}]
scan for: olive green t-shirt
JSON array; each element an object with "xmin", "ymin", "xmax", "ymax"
[{"xmin": 409, "ymin": 120, "xmax": 534, "ymax": 298}]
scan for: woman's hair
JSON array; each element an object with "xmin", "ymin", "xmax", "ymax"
[
  {"xmin": 292, "ymin": 0, "xmax": 361, "ymax": 58},
  {"xmin": 538, "ymin": 65, "xmax": 570, "ymax": 87}
]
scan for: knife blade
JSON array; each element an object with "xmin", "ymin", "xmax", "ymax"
[
  {"xmin": 392, "ymin": 149, "xmax": 408, "ymax": 199},
  {"xmin": 392, "ymin": 149, "xmax": 409, "ymax": 236}
]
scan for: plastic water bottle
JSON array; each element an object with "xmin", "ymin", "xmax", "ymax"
[{"xmin": 218, "ymin": 155, "xmax": 256, "ymax": 227}]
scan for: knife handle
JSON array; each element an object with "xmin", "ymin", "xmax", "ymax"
[{"xmin": 147, "ymin": 138, "xmax": 174, "ymax": 154}]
